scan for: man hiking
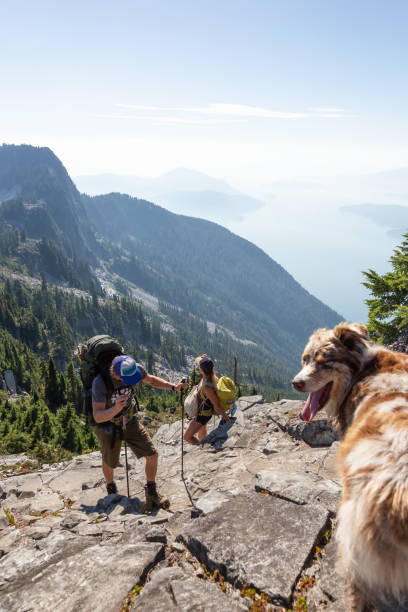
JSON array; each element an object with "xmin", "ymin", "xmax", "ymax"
[{"xmin": 92, "ymin": 354, "xmax": 187, "ymax": 509}]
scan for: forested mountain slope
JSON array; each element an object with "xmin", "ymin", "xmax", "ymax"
[
  {"xmin": 0, "ymin": 144, "xmax": 342, "ymax": 396},
  {"xmin": 0, "ymin": 144, "xmax": 99, "ymax": 262},
  {"xmin": 83, "ymin": 192, "xmax": 342, "ymax": 369}
]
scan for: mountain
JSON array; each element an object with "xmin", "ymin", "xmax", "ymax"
[
  {"xmin": 82, "ymin": 192, "xmax": 341, "ymax": 369},
  {"xmin": 74, "ymin": 168, "xmax": 237, "ymax": 198},
  {"xmin": 0, "ymin": 144, "xmax": 342, "ymax": 395},
  {"xmin": 342, "ymin": 203, "xmax": 408, "ymax": 238},
  {"xmin": 0, "ymin": 144, "xmax": 98, "ymax": 263},
  {"xmin": 74, "ymin": 169, "xmax": 265, "ymax": 221}
]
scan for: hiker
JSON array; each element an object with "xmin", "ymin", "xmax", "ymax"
[
  {"xmin": 92, "ymin": 354, "xmax": 187, "ymax": 508},
  {"xmin": 184, "ymin": 354, "xmax": 231, "ymax": 445}
]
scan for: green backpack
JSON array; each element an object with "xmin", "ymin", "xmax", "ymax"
[
  {"xmin": 216, "ymin": 376, "xmax": 236, "ymax": 412},
  {"xmin": 76, "ymin": 335, "xmax": 124, "ymax": 425}
]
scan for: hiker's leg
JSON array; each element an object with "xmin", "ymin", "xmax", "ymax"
[
  {"xmin": 102, "ymin": 461, "xmax": 115, "ymax": 484},
  {"xmin": 145, "ymin": 452, "xmax": 158, "ymax": 482},
  {"xmin": 184, "ymin": 420, "xmax": 204, "ymax": 445},
  {"xmin": 94, "ymin": 426, "xmax": 120, "ymax": 490},
  {"xmin": 197, "ymin": 425, "xmax": 207, "ymax": 441}
]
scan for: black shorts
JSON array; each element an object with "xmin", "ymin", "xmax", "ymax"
[{"xmin": 195, "ymin": 413, "xmax": 212, "ymax": 425}]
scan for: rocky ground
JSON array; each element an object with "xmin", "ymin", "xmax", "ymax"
[{"xmin": 0, "ymin": 396, "xmax": 348, "ymax": 611}]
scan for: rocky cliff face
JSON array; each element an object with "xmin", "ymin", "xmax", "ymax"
[{"xmin": 0, "ymin": 397, "xmax": 347, "ymax": 611}]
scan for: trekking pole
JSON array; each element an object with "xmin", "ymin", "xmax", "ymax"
[
  {"xmin": 180, "ymin": 378, "xmax": 186, "ymax": 482},
  {"xmin": 122, "ymin": 414, "xmax": 130, "ymax": 498},
  {"xmin": 179, "ymin": 378, "xmax": 202, "ymax": 517}
]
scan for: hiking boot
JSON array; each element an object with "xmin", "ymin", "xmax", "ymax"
[
  {"xmin": 144, "ymin": 482, "xmax": 170, "ymax": 511},
  {"xmin": 106, "ymin": 481, "xmax": 118, "ymax": 495}
]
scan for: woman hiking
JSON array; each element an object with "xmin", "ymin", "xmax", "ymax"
[{"xmin": 183, "ymin": 354, "xmax": 231, "ymax": 445}]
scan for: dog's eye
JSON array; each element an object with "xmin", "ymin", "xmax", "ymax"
[{"xmin": 302, "ymin": 354, "xmax": 310, "ymax": 365}]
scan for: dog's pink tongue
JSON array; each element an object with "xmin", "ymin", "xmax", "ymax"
[{"xmin": 302, "ymin": 390, "xmax": 322, "ymax": 422}]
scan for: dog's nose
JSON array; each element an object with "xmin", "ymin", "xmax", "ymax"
[{"xmin": 292, "ymin": 379, "xmax": 305, "ymax": 392}]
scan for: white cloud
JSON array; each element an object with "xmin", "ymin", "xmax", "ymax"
[
  {"xmin": 93, "ymin": 113, "xmax": 245, "ymax": 125},
  {"xmin": 309, "ymin": 107, "xmax": 347, "ymax": 113},
  {"xmin": 116, "ymin": 102, "xmax": 355, "ymax": 120}
]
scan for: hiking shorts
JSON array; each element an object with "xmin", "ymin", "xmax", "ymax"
[
  {"xmin": 94, "ymin": 417, "xmax": 156, "ymax": 468},
  {"xmin": 195, "ymin": 413, "xmax": 212, "ymax": 425}
]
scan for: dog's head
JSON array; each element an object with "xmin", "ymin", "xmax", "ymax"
[{"xmin": 292, "ymin": 323, "xmax": 374, "ymax": 422}]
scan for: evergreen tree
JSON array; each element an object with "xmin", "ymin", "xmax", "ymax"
[
  {"xmin": 45, "ymin": 357, "xmax": 62, "ymax": 410},
  {"xmin": 146, "ymin": 349, "xmax": 154, "ymax": 373},
  {"xmin": 363, "ymin": 233, "xmax": 408, "ymax": 342}
]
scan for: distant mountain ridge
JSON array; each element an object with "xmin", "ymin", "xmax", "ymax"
[
  {"xmin": 0, "ymin": 144, "xmax": 342, "ymax": 390},
  {"xmin": 75, "ymin": 167, "xmax": 238, "ymax": 197},
  {"xmin": 74, "ymin": 169, "xmax": 266, "ymax": 221},
  {"xmin": 342, "ymin": 203, "xmax": 408, "ymax": 238}
]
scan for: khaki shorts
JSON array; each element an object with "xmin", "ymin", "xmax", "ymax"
[{"xmin": 94, "ymin": 417, "xmax": 156, "ymax": 468}]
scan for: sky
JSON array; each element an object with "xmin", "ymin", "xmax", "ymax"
[
  {"xmin": 1, "ymin": 0, "xmax": 408, "ymax": 322},
  {"xmin": 2, "ymin": 0, "xmax": 408, "ymax": 188}
]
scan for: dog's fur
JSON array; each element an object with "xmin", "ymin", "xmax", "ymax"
[{"xmin": 293, "ymin": 323, "xmax": 408, "ymax": 611}]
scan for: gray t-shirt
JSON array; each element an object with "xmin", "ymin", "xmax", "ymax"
[{"xmin": 92, "ymin": 363, "xmax": 147, "ymax": 411}]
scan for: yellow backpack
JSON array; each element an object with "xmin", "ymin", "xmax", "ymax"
[{"xmin": 216, "ymin": 376, "xmax": 236, "ymax": 412}]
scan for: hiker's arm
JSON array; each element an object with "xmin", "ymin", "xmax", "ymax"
[
  {"xmin": 203, "ymin": 386, "xmax": 231, "ymax": 422},
  {"xmin": 93, "ymin": 396, "xmax": 127, "ymax": 423},
  {"xmin": 143, "ymin": 374, "xmax": 187, "ymax": 392}
]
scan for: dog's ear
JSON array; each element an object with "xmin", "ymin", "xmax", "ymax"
[
  {"xmin": 349, "ymin": 323, "xmax": 369, "ymax": 338},
  {"xmin": 333, "ymin": 323, "xmax": 369, "ymax": 351}
]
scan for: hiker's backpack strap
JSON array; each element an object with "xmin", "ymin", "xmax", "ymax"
[
  {"xmin": 99, "ymin": 366, "xmax": 114, "ymax": 408},
  {"xmin": 199, "ymin": 381, "xmax": 216, "ymax": 414}
]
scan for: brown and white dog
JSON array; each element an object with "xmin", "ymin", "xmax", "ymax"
[{"xmin": 292, "ymin": 323, "xmax": 408, "ymax": 612}]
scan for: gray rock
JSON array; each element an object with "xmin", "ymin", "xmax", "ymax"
[
  {"xmin": 0, "ymin": 453, "xmax": 31, "ymax": 468},
  {"xmin": 1, "ymin": 540, "xmax": 164, "ymax": 612},
  {"xmin": 34, "ymin": 515, "xmax": 62, "ymax": 530},
  {"xmin": 75, "ymin": 523, "xmax": 103, "ymax": 537},
  {"xmin": 18, "ymin": 490, "xmax": 36, "ymax": 499},
  {"xmin": 0, "ymin": 526, "xmax": 26, "ymax": 557},
  {"xmin": 99, "ymin": 521, "xmax": 125, "ymax": 535},
  {"xmin": 29, "ymin": 493, "xmax": 64, "ymax": 514},
  {"xmin": 0, "ymin": 531, "xmax": 92, "ymax": 591},
  {"xmin": 81, "ymin": 478, "xmax": 104, "ymax": 490},
  {"xmin": 254, "ymin": 470, "xmax": 341, "ymax": 513},
  {"xmin": 133, "ymin": 566, "xmax": 247, "ymax": 611},
  {"xmin": 196, "ymin": 490, "xmax": 229, "ymax": 515},
  {"xmin": 145, "ymin": 526, "xmax": 167, "ymax": 544},
  {"xmin": 24, "ymin": 524, "xmax": 52, "ymax": 540},
  {"xmin": 4, "ymin": 370, "xmax": 17, "ymax": 394},
  {"xmin": 153, "ymin": 420, "xmax": 182, "ymax": 446},
  {"xmin": 60, "ymin": 511, "xmax": 87, "ymax": 529},
  {"xmin": 180, "ymin": 490, "xmax": 330, "ymax": 606},
  {"xmin": 0, "ymin": 514, "xmax": 8, "ymax": 531},
  {"xmin": 236, "ymin": 395, "xmax": 264, "ymax": 411},
  {"xmin": 307, "ymin": 539, "xmax": 347, "ymax": 611},
  {"xmin": 287, "ymin": 418, "xmax": 339, "ymax": 447},
  {"xmin": 2, "ymin": 497, "xmax": 31, "ymax": 514}
]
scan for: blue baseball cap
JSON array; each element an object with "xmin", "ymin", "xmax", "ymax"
[{"xmin": 112, "ymin": 355, "xmax": 143, "ymax": 385}]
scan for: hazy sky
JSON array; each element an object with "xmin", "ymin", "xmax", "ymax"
[{"xmin": 2, "ymin": 0, "xmax": 408, "ymax": 188}]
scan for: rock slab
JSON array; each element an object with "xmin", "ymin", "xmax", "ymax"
[
  {"xmin": 133, "ymin": 566, "xmax": 247, "ymax": 611},
  {"xmin": 0, "ymin": 537, "xmax": 164, "ymax": 612},
  {"xmin": 180, "ymin": 490, "xmax": 330, "ymax": 606}
]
